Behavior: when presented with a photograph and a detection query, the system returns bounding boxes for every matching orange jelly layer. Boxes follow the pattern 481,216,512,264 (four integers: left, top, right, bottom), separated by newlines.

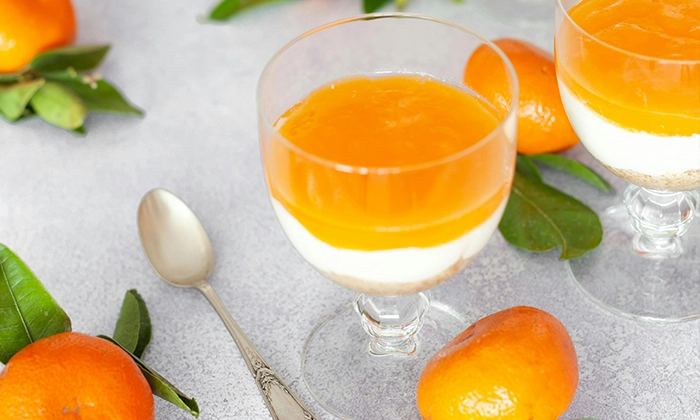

265,75,513,251
557,0,700,136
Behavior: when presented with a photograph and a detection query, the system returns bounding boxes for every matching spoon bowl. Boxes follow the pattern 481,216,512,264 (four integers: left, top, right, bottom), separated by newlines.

138,188,214,288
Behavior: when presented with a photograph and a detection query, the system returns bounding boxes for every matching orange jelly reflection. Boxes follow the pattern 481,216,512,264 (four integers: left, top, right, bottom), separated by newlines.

265,75,513,251
557,0,700,136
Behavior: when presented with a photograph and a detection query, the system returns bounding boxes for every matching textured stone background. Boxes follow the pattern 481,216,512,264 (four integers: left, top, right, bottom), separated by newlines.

2,0,699,419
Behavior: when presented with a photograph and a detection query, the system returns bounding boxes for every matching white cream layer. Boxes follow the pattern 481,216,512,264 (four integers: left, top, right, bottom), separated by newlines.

272,198,507,285
559,81,700,176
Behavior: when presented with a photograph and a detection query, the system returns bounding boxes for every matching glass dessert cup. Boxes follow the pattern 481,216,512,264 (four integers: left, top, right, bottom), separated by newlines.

555,0,700,322
257,14,518,419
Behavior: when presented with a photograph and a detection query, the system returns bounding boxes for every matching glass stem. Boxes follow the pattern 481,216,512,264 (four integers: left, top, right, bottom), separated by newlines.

353,292,431,357
624,185,698,258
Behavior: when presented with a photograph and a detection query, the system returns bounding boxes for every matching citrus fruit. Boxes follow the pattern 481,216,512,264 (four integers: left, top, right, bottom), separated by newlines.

0,0,76,73
464,38,579,155
416,306,578,419
0,332,155,419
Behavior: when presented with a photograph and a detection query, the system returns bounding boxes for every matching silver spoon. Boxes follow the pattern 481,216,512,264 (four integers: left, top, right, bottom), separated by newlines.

137,188,317,420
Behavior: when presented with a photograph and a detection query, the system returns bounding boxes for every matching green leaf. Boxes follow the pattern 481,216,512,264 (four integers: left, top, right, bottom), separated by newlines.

113,289,152,359
29,81,87,130
0,243,72,364
29,45,110,73
499,173,603,260
98,335,200,417
209,0,294,21
363,0,393,12
530,153,615,192
0,79,45,121
395,0,409,8
515,154,542,181
49,75,143,116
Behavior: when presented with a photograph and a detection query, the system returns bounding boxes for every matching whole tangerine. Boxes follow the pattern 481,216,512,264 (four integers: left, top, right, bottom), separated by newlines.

0,332,155,419
416,306,578,419
464,38,579,155
0,0,76,73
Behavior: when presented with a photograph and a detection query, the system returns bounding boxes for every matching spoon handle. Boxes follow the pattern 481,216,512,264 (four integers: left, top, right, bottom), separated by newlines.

197,282,318,420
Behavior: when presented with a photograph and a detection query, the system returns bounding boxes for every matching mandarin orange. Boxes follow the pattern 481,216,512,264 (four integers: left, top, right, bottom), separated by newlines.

464,38,579,155
0,332,154,419
0,0,76,73
416,306,578,419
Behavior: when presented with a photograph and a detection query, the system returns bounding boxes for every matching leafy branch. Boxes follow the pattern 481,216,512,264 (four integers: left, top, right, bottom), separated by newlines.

0,45,142,134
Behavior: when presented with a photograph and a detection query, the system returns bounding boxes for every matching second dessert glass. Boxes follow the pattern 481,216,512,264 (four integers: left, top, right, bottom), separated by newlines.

555,0,700,322
258,14,517,418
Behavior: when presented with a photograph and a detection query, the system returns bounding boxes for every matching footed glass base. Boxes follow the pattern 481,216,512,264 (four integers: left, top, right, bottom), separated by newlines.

301,301,466,420
568,204,700,322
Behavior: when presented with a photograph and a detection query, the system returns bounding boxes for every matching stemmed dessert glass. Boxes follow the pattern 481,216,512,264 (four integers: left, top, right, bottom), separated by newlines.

257,14,518,419
555,0,700,321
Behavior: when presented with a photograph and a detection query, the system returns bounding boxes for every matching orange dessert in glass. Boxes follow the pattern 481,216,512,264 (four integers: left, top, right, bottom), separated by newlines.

556,0,700,191
556,0,700,322
265,74,513,295
258,14,518,418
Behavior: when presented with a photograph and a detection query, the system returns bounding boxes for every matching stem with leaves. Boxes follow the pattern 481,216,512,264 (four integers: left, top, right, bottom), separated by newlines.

0,45,142,134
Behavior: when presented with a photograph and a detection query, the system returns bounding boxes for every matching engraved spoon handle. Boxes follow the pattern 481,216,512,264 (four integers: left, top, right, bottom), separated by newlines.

197,281,317,420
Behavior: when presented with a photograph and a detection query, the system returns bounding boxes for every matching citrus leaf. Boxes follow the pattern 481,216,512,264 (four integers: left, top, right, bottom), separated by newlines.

209,0,294,20
98,335,200,417
364,0,392,12
0,243,72,364
113,289,152,359
530,153,615,192
515,154,542,181
29,45,110,73
499,173,603,260
0,79,45,121
29,81,87,130
49,76,143,116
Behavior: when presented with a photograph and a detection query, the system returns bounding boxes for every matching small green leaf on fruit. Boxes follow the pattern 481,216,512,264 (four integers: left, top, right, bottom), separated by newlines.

29,81,87,130
530,153,614,192
0,243,72,364
364,0,393,12
0,79,45,121
499,173,603,260
98,335,200,417
29,45,110,73
113,289,152,359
